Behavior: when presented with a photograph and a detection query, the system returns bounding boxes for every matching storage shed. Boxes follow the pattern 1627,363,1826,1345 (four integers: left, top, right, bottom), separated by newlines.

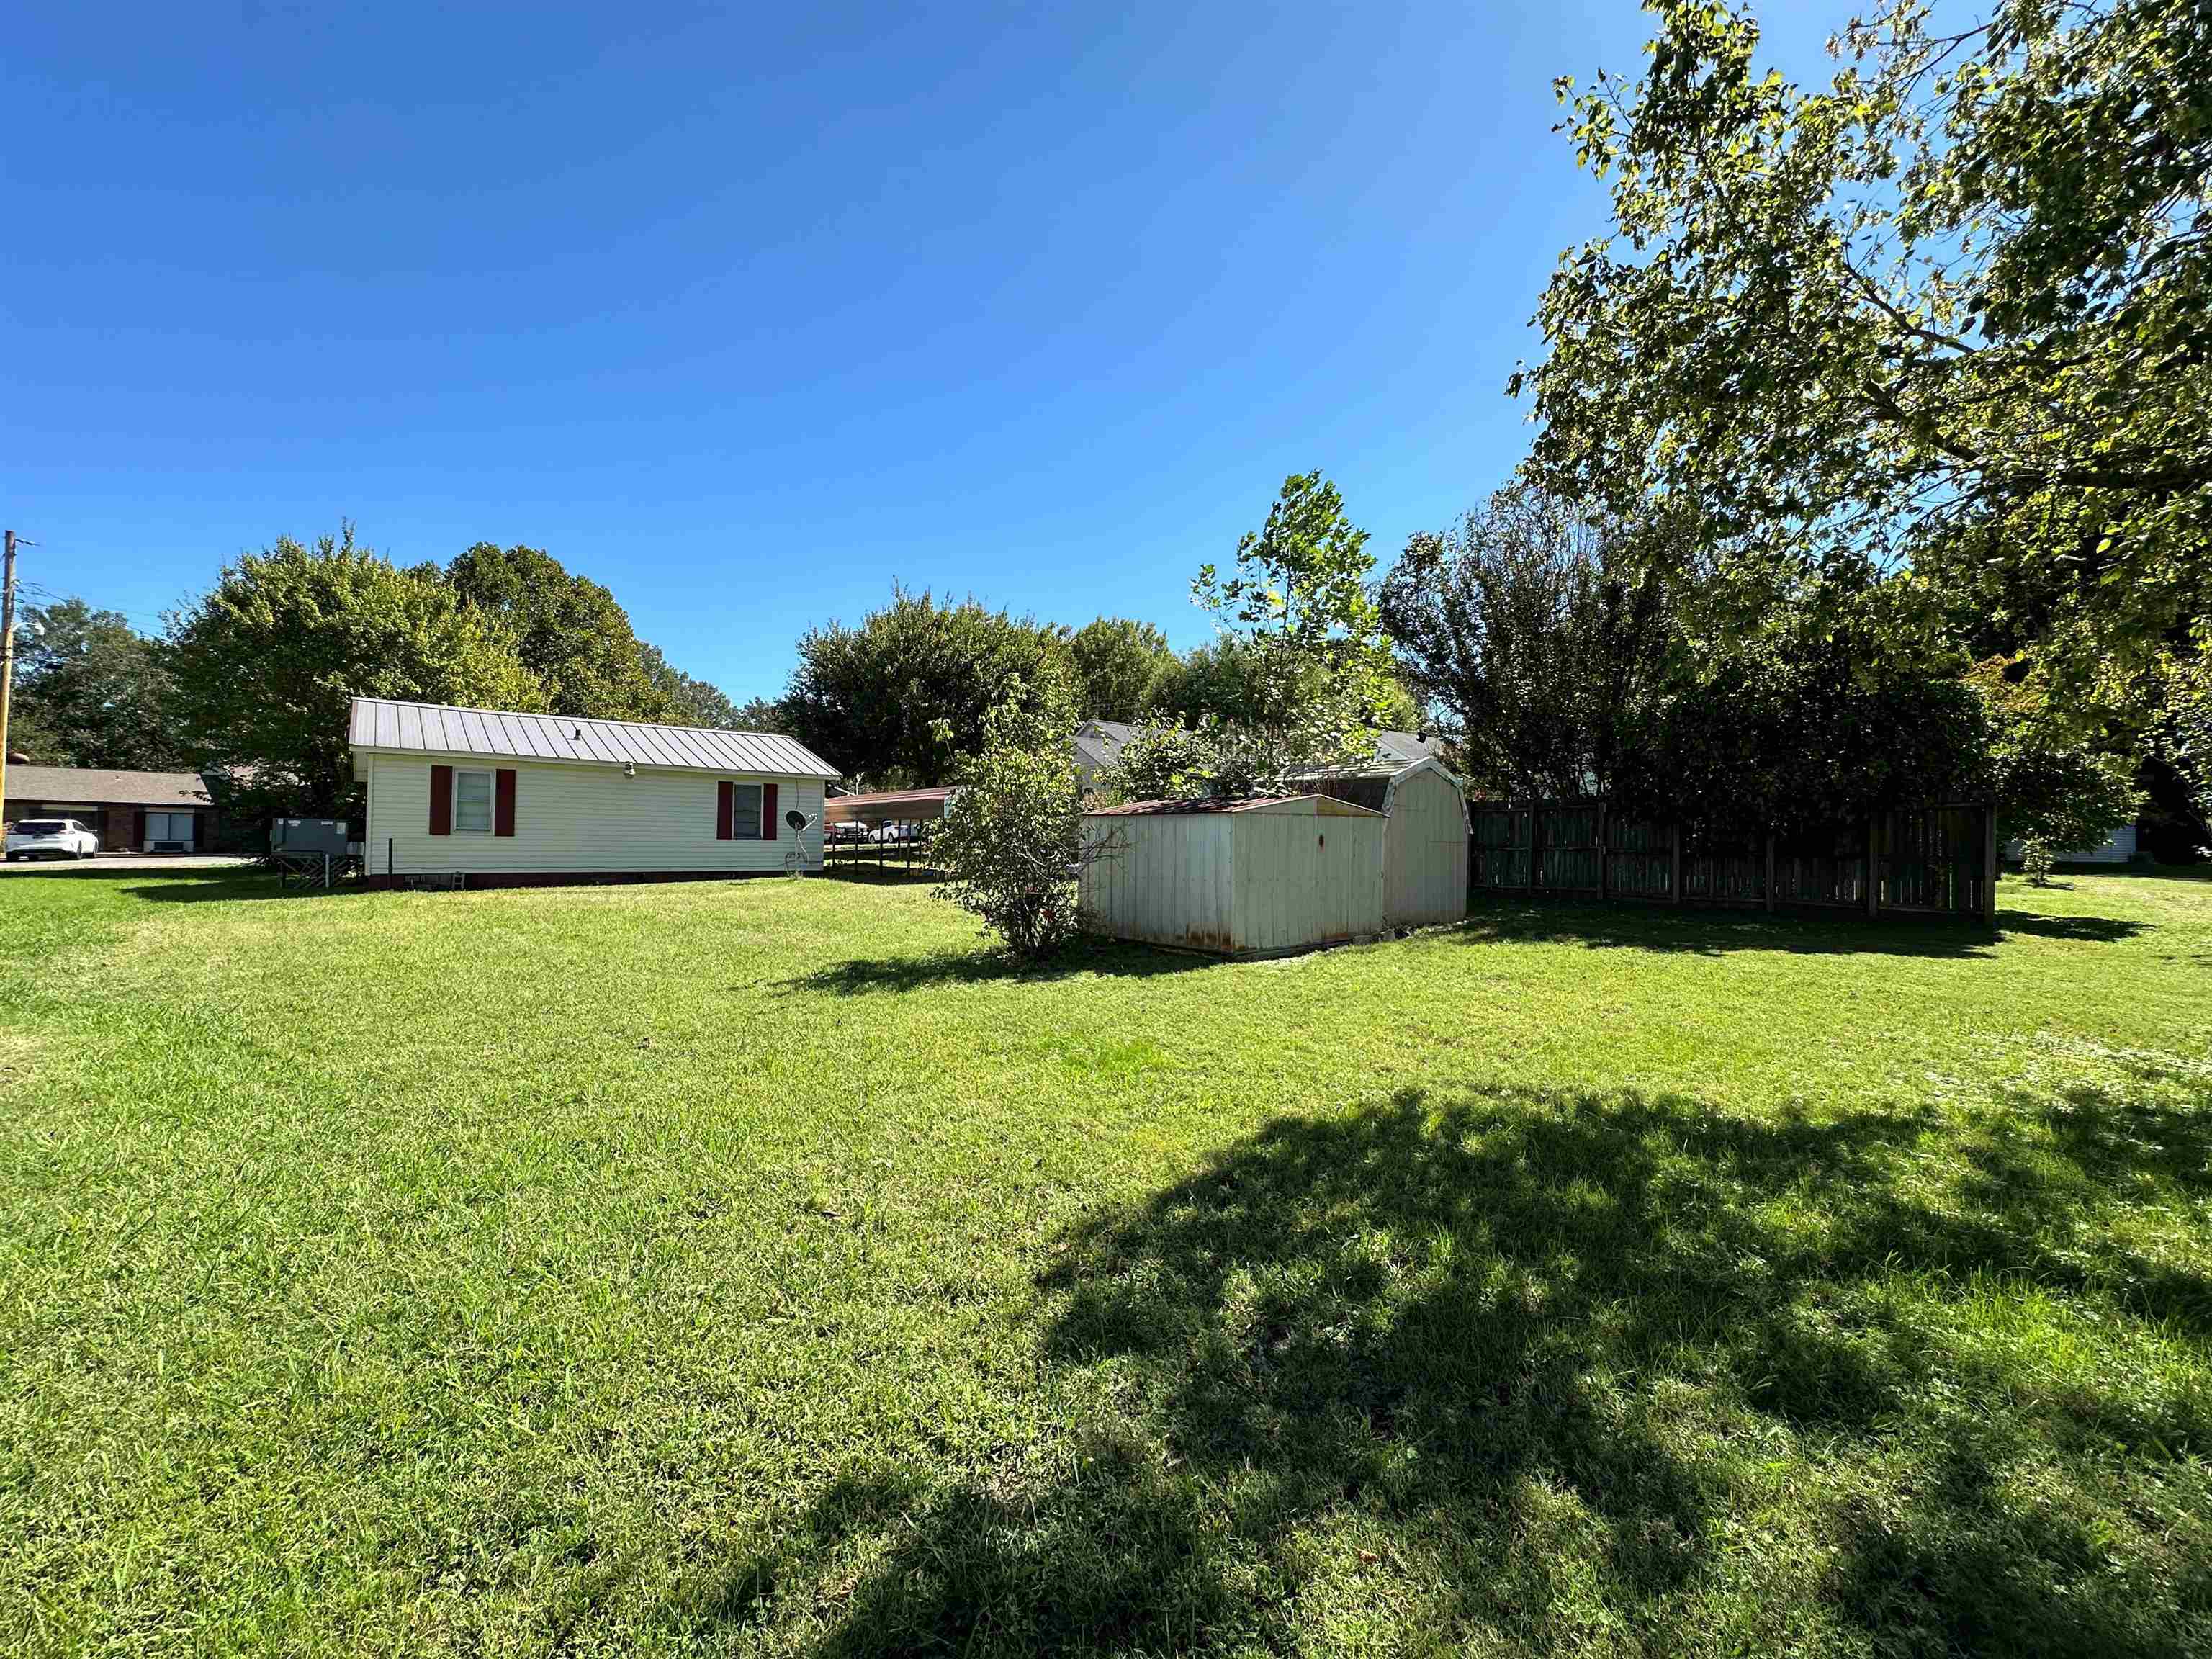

1079,794,1385,958
1310,756,1470,927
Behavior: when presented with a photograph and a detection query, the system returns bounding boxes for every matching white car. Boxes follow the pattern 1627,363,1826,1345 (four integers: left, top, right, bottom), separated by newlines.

5,817,100,862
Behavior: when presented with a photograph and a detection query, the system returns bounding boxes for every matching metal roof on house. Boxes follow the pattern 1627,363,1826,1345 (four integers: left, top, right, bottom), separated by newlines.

2,765,211,807
347,697,840,778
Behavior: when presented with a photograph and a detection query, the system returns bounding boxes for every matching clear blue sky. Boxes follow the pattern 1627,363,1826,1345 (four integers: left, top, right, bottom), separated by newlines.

4,1,1846,705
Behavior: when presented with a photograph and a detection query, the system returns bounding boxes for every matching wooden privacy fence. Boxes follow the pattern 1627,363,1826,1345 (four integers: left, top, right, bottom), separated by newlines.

1467,799,1997,921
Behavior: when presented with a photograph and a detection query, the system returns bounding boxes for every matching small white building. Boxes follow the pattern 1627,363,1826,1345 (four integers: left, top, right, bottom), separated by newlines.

1300,755,1470,928
2006,823,2139,866
1375,758,1470,927
1079,793,1386,957
349,697,840,886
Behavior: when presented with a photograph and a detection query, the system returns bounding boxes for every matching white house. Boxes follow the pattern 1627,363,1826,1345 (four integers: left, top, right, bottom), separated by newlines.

349,697,840,886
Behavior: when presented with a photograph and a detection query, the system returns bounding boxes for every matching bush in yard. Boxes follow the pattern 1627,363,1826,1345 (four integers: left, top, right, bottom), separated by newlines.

937,688,1105,959
1095,721,1215,804
2021,836,2056,887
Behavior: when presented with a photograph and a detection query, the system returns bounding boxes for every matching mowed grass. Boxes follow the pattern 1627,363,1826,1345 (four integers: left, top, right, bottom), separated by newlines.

2,866,2210,1658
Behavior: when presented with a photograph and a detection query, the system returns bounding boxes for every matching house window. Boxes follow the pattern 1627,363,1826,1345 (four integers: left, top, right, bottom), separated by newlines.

145,811,195,845
453,769,493,833
730,782,763,839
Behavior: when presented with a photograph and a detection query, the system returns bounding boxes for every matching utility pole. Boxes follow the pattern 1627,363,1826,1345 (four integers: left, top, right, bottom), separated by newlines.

0,529,14,832
0,529,22,834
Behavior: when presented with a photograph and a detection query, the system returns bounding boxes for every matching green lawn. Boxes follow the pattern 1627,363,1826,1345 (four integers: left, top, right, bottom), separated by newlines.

2,866,2209,1657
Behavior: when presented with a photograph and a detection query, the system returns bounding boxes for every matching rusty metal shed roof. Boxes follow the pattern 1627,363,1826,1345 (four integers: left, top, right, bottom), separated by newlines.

1085,793,1384,818
348,697,840,778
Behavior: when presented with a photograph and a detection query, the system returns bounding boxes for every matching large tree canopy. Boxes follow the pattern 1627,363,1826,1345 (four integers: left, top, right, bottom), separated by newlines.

781,585,1074,787
6,598,184,771
1068,617,1177,721
1379,485,1674,799
1513,0,2212,728
167,530,544,813
637,642,750,731
447,543,671,721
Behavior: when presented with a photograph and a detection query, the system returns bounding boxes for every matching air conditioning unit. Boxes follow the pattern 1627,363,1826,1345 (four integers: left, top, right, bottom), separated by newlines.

269,818,351,857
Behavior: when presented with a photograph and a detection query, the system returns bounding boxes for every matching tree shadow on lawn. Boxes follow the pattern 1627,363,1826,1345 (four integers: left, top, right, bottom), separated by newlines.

27,868,311,904
780,936,1225,996
1457,899,2148,958
813,865,946,889
670,1076,2212,1655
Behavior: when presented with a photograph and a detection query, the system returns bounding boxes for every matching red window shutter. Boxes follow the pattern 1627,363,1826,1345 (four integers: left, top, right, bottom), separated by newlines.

429,765,453,835
133,808,146,847
763,782,778,840
494,768,516,836
716,780,734,840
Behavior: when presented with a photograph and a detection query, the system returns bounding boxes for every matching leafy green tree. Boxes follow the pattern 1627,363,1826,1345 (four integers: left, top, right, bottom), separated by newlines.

1069,616,1177,721
2163,648,2212,847
936,679,1100,958
447,543,672,720
1969,659,2144,850
1612,582,1991,837
1513,0,2212,742
730,695,794,735
1094,721,1215,804
1141,637,1275,730
1378,485,1674,799
167,529,542,814
781,584,1074,786
636,642,751,730
7,598,184,770
1193,471,1397,744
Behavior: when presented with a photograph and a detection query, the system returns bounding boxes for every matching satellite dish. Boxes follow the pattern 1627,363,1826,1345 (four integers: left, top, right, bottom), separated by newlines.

783,806,818,878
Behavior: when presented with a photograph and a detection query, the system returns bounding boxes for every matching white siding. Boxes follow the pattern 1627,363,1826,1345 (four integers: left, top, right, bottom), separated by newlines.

1382,765,1470,926
1229,808,1384,952
1079,799,1384,956
1080,814,1234,949
361,752,824,877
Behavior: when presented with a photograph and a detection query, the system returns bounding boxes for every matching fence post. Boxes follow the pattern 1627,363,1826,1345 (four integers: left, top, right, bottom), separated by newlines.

1763,832,1776,913
1596,799,1609,902
1865,817,1879,919
1670,821,1683,904
1982,802,1999,925
1526,801,1538,897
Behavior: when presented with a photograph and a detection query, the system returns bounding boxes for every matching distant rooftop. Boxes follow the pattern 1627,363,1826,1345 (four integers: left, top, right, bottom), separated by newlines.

3,765,211,807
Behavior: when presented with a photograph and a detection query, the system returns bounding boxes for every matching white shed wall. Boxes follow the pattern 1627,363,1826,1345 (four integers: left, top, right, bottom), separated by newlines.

1080,801,1384,955
1079,814,1234,950
1229,811,1385,953
1382,766,1469,927
361,752,824,877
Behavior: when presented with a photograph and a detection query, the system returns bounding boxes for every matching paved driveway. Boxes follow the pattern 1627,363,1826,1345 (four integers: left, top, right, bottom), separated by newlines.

0,853,254,875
